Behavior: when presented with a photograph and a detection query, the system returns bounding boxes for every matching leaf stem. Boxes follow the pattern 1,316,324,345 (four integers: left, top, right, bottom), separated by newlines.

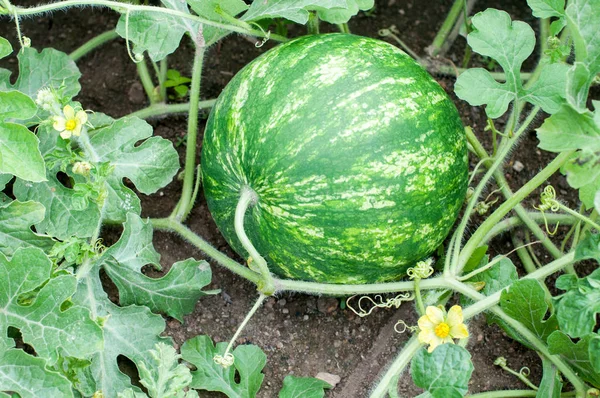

467,390,538,397
414,278,425,315
428,0,473,56
222,293,266,358
368,336,422,398
69,29,119,61
172,45,204,221
307,12,319,34
337,23,350,33
482,213,575,244
149,217,263,285
127,99,216,120
7,0,287,42
556,203,600,231
136,57,158,104
234,187,275,295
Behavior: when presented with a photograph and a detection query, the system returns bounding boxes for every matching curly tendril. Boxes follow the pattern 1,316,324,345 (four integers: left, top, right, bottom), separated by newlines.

407,258,434,280
213,353,235,368
346,293,414,318
393,320,419,334
533,185,560,235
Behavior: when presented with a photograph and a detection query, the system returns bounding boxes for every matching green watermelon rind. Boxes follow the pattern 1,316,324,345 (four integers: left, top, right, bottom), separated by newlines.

201,33,468,284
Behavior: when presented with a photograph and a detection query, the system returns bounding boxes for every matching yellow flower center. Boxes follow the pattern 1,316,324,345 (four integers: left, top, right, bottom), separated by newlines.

65,119,77,131
434,322,450,338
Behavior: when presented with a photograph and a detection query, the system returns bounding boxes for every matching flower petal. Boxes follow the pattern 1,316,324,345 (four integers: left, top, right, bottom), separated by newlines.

426,306,445,324
418,314,435,330
72,123,82,136
60,130,72,139
53,117,66,132
63,105,75,119
418,329,435,345
450,323,469,339
76,110,88,124
447,305,464,327
426,335,444,353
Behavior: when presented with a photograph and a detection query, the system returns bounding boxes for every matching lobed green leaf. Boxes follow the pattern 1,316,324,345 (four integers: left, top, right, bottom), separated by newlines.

0,200,54,258
279,375,332,398
242,0,347,24
410,344,473,397
548,331,600,387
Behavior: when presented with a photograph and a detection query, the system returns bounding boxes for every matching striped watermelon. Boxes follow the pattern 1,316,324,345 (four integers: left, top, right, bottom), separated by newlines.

201,34,467,284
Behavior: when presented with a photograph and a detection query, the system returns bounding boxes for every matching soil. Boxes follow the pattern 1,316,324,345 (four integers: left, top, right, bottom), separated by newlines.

1,0,589,397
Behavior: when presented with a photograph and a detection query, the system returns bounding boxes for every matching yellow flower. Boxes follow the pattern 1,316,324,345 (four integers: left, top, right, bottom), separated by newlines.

418,305,469,353
53,105,87,139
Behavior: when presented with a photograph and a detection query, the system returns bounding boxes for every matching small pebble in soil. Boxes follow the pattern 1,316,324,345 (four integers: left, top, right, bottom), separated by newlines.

278,299,287,307
512,161,524,172
282,308,289,314
317,297,339,314
316,372,341,388
127,81,146,105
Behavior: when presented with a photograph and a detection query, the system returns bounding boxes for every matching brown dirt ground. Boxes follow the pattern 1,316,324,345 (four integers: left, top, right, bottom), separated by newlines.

1,0,593,396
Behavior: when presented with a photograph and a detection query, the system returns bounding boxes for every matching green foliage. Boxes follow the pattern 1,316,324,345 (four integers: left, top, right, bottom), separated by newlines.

186,0,248,43
0,36,12,59
119,343,198,398
314,0,374,24
500,279,558,343
410,344,473,397
0,200,54,258
165,69,192,98
279,376,332,398
553,268,600,338
242,0,348,24
536,358,562,398
455,8,568,118
548,331,600,387
181,335,267,397
527,0,565,35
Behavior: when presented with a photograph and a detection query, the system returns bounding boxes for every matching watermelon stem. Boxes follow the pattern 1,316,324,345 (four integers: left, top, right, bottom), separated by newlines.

235,187,276,295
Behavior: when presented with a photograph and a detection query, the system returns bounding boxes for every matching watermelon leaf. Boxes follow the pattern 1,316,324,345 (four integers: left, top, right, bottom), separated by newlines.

0,36,12,59
186,0,248,43
455,8,568,118
242,0,348,24
410,344,473,397
0,247,103,363
527,0,565,35
0,121,46,182
118,343,198,398
100,213,217,321
548,331,600,387
500,279,558,342
315,0,374,24
552,267,600,338
0,200,54,258
181,335,267,397
279,375,332,398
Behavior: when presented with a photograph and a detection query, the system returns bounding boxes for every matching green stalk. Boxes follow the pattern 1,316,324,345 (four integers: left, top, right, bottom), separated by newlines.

234,188,275,295
456,149,574,274
467,391,538,398
150,217,263,284
451,108,541,276
69,29,119,61
557,203,600,231
128,100,216,120
159,57,168,101
369,336,422,398
136,59,158,104
307,12,319,35
414,278,425,315
449,279,587,398
222,294,266,358
482,213,575,244
429,64,532,81
6,0,287,42
337,23,350,33
172,46,204,221
428,0,466,56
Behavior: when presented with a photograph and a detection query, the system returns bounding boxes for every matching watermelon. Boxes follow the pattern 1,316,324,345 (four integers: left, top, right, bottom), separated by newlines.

201,34,468,284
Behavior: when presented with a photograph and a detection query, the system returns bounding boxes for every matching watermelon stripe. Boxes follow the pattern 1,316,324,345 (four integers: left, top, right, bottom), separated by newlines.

202,34,468,284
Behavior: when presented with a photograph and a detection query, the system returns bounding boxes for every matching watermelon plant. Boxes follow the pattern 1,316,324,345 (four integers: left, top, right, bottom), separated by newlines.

0,0,599,397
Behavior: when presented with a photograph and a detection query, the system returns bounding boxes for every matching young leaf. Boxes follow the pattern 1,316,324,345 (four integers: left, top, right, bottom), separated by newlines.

536,358,562,398
0,37,12,59
0,348,74,398
548,331,600,387
574,229,600,263
279,375,332,398
186,0,248,43
101,213,216,321
0,122,46,182
315,0,374,24
553,268,600,338
116,0,201,61
0,47,81,101
242,0,347,24
89,116,179,195
119,343,198,398
590,335,600,373
527,0,565,35
500,279,558,342
0,90,37,119
0,247,103,363
455,9,567,118
0,200,54,258
410,344,474,397
181,335,267,398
